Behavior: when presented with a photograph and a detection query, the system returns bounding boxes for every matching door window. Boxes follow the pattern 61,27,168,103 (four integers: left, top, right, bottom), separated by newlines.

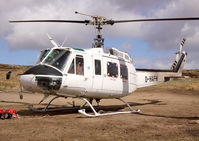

95,60,101,75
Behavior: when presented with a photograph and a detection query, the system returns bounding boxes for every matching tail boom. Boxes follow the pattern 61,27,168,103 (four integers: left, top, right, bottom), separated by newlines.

135,48,187,88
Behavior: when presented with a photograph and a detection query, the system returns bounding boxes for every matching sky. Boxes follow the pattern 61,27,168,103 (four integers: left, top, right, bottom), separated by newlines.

0,0,199,69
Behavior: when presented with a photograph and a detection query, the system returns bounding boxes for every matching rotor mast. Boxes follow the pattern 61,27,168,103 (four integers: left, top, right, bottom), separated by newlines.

94,23,104,48
75,11,105,48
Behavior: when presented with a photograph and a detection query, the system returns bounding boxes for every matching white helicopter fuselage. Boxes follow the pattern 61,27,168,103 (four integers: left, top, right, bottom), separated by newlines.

20,45,186,99
20,47,137,99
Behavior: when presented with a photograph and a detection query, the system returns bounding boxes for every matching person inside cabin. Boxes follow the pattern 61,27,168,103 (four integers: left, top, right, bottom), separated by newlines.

76,62,84,75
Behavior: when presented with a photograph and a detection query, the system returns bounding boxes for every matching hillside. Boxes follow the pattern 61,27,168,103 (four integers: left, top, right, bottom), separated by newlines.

0,64,199,91
0,64,31,90
182,69,199,78
151,69,199,91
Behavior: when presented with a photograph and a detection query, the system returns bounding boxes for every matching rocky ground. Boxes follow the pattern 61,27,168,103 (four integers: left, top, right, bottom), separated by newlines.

0,87,199,141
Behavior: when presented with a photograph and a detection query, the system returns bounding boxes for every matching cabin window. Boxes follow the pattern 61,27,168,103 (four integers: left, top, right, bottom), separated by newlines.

76,55,84,75
120,65,128,80
95,60,101,75
68,59,74,74
107,62,118,78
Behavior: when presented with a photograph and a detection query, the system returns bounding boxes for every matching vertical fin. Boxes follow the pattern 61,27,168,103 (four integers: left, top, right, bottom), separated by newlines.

171,38,186,70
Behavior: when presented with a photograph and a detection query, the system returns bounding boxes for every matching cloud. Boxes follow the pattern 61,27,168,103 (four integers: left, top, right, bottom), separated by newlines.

0,0,199,68
3,0,145,50
134,52,175,69
141,0,199,69
120,42,133,52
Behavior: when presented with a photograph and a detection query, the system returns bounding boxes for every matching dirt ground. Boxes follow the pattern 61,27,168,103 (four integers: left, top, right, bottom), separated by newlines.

0,87,199,141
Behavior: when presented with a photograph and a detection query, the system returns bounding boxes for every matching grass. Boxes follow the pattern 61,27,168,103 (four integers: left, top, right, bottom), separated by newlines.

152,69,199,91
152,78,199,91
182,69,199,78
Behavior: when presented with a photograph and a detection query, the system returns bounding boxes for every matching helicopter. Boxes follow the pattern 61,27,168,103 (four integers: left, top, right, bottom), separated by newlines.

7,11,199,117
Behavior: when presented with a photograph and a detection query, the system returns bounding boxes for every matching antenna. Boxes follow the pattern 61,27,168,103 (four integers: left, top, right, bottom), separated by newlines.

75,11,94,18
61,36,68,47
46,34,58,47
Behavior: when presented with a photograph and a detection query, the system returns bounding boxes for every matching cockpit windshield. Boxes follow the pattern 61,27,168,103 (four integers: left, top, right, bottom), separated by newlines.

36,49,50,64
43,49,70,71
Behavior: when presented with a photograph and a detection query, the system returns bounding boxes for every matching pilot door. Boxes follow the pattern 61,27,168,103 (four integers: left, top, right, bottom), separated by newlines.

66,54,86,95
65,54,93,96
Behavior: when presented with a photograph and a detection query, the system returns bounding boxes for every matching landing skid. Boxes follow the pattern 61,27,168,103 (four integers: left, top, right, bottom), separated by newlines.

27,95,140,117
78,98,140,117
27,105,80,112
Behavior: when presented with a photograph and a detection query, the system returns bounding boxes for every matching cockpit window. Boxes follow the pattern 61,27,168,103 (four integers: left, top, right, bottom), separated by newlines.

36,49,50,64
68,55,84,75
43,49,70,70
68,59,74,74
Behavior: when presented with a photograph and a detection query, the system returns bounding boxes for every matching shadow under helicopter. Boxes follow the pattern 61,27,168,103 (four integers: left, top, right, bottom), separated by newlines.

1,99,199,120
1,99,159,115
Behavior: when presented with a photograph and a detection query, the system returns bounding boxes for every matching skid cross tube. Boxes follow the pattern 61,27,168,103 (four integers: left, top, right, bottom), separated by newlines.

27,96,60,112
27,96,80,112
44,96,60,111
78,98,140,117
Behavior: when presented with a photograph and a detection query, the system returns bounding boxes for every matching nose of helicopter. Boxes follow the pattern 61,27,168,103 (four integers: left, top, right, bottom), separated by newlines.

20,65,63,93
20,74,37,92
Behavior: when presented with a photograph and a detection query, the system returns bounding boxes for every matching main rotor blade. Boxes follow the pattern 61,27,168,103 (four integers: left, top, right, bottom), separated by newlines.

111,17,199,24
9,19,90,24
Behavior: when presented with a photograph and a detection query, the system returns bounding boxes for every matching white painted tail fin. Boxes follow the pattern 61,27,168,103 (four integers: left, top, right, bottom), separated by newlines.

172,51,187,73
171,38,186,71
